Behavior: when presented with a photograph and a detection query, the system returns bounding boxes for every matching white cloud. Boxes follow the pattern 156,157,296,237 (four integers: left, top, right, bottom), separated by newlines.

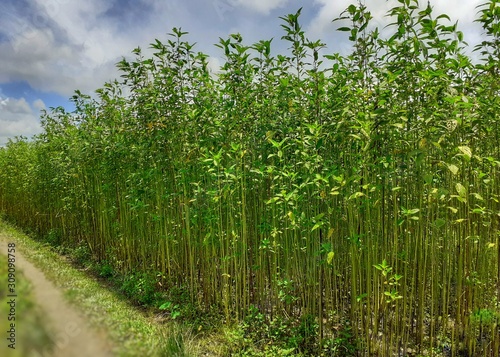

0,0,127,96
0,27,98,96
33,99,46,111
0,0,220,98
34,0,127,65
431,0,484,23
233,0,289,14
2,97,31,115
207,56,222,74
0,96,44,146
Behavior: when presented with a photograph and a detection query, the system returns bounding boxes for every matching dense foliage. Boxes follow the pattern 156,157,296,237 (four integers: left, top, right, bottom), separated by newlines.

1,0,500,355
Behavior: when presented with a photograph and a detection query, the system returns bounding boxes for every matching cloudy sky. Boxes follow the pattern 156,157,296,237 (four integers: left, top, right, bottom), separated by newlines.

0,0,486,146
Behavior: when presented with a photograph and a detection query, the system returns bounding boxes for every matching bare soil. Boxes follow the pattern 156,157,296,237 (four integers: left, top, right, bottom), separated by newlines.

0,236,113,357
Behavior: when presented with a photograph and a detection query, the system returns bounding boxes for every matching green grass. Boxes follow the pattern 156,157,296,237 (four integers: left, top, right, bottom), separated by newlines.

0,242,53,357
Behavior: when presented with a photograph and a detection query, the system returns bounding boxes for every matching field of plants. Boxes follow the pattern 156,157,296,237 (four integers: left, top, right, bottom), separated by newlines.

1,0,499,355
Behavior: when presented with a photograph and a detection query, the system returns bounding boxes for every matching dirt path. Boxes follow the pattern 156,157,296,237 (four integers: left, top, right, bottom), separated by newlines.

0,236,113,357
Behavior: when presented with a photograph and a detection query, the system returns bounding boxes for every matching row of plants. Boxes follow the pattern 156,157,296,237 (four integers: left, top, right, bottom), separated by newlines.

1,0,500,355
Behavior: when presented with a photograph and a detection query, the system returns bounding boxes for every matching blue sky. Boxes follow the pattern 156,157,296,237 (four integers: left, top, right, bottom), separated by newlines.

0,0,486,146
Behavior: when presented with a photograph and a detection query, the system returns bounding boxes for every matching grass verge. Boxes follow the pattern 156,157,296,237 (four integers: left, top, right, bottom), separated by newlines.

0,219,207,357
0,247,53,356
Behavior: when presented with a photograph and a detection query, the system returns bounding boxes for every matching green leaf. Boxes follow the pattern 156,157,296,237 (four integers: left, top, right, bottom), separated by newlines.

423,174,433,185
472,207,485,214
434,218,446,228
159,301,172,310
448,164,459,175
327,251,335,265
349,192,364,200
472,193,484,201
458,146,472,161
356,293,368,302
448,206,458,214
456,183,467,198
406,208,420,215
311,222,322,232
314,213,325,221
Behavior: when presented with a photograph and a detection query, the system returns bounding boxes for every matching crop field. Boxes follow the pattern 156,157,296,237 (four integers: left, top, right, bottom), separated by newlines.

0,1,499,356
